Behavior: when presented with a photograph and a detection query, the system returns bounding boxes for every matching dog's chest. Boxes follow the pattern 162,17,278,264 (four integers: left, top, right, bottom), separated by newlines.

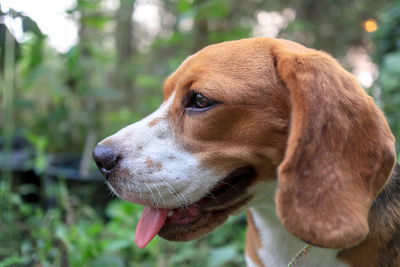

246,206,350,267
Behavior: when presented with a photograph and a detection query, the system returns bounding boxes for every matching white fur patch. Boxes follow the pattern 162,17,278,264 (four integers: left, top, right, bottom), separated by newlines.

248,181,349,267
100,93,224,208
245,256,260,267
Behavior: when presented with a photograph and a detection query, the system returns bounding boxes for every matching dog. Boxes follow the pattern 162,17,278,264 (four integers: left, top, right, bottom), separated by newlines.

93,38,399,266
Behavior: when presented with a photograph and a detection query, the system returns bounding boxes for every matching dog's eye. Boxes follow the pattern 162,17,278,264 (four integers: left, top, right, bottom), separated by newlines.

193,93,211,109
185,92,217,110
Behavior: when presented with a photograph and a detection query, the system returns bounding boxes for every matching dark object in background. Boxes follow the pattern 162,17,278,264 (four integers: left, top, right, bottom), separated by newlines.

0,136,39,203
0,136,112,210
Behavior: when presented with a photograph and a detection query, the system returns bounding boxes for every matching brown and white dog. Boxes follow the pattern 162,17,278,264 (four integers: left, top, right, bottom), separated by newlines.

93,38,399,267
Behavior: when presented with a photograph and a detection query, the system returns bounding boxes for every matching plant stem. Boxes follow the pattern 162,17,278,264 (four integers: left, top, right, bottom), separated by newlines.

1,25,15,204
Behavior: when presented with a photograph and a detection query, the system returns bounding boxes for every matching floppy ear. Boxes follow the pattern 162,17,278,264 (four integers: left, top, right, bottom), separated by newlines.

274,47,396,249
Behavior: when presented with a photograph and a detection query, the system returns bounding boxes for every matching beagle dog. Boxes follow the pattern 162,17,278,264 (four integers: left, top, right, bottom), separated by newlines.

93,38,399,266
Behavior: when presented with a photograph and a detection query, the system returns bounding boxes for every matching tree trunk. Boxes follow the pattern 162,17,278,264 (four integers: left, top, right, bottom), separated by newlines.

115,0,135,103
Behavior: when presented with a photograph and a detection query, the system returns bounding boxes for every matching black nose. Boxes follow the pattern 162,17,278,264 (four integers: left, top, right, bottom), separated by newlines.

93,144,120,178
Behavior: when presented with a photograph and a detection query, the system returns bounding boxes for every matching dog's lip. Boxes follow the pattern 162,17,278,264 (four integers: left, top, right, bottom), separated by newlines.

194,165,256,211
161,166,256,229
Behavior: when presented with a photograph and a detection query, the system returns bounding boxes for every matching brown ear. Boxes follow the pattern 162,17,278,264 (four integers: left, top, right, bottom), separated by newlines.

274,46,396,249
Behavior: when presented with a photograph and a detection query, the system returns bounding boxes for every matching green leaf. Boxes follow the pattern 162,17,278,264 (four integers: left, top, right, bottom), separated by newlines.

136,74,161,89
170,245,198,264
22,16,44,36
89,255,125,267
208,245,238,267
105,239,132,252
0,255,23,267
379,69,400,91
382,51,400,72
177,0,192,13
82,16,111,29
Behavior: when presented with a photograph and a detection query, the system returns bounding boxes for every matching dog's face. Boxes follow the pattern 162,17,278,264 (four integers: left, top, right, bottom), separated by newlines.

94,38,396,249
95,39,290,244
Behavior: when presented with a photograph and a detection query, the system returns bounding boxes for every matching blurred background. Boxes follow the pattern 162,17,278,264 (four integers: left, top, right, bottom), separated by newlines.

1,0,399,266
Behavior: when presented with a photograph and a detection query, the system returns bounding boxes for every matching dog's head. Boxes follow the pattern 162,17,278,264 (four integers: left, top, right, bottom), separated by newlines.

93,38,396,249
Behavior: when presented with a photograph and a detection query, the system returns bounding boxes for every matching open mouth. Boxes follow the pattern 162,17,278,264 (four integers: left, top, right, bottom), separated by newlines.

134,166,257,248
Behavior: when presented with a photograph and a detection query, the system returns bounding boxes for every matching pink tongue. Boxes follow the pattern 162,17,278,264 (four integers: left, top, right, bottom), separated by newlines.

135,206,170,248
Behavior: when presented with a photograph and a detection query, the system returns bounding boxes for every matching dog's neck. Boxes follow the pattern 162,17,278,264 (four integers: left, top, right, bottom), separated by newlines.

246,181,348,267
338,164,400,266
369,163,400,237
246,164,400,267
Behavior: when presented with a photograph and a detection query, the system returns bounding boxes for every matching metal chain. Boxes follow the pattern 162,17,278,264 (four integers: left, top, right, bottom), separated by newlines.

287,244,312,267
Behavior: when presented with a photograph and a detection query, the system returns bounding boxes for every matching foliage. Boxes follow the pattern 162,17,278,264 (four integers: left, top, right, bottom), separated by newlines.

1,187,246,267
373,1,400,157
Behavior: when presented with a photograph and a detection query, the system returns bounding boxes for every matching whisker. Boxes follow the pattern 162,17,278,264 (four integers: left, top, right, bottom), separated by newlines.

136,183,144,202
159,178,180,204
105,182,119,199
216,180,239,191
160,177,188,207
145,183,159,208
152,183,166,209
206,191,218,202
178,192,189,209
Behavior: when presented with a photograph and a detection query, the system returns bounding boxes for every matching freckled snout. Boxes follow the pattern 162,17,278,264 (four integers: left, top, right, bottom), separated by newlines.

93,144,121,179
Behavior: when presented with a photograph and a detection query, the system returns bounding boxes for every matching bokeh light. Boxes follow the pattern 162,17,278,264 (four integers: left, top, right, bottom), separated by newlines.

364,18,378,32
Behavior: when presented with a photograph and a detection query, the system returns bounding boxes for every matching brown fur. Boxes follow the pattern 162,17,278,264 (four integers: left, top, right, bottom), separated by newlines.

148,117,161,127
274,43,396,249
145,157,163,171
